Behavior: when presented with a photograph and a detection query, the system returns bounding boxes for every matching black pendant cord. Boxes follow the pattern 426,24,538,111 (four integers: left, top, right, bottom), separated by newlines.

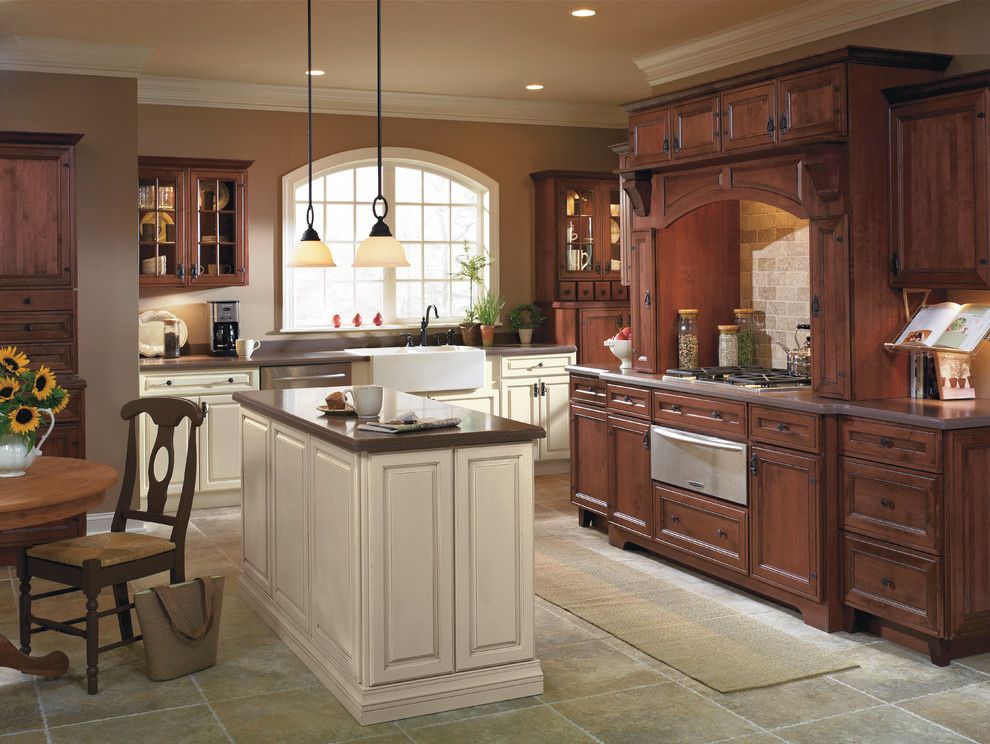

306,0,315,232
368,0,390,235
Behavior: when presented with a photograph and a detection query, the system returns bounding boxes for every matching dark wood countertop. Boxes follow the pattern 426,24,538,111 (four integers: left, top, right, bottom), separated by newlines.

139,344,575,372
567,365,990,430
233,387,546,453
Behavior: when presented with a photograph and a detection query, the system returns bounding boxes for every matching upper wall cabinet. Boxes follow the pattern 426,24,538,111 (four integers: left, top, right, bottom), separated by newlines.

776,66,847,143
886,81,990,289
138,157,253,288
671,95,721,160
0,133,82,287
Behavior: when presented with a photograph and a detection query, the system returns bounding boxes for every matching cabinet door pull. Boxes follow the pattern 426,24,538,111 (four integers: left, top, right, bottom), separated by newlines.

779,114,788,133
811,295,820,317
711,410,723,420
177,264,185,279
767,115,775,137
644,290,651,307
201,401,209,416
879,436,893,448
716,529,727,538
890,254,901,276
642,430,650,449
748,454,758,475
672,135,681,151
775,422,788,432
880,498,894,509
880,576,894,589
533,383,539,398
540,382,547,397
662,136,670,154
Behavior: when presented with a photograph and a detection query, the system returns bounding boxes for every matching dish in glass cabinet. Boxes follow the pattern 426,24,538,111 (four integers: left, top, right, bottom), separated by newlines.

199,181,231,211
610,218,620,244
138,310,188,357
139,211,174,242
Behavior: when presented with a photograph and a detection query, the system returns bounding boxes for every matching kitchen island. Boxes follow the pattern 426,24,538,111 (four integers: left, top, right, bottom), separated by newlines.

232,386,545,724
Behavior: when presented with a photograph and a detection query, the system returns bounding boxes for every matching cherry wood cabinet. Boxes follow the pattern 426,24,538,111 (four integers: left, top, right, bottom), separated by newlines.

628,107,671,168
655,484,749,574
579,307,629,366
749,445,822,600
570,402,609,517
721,82,777,152
138,157,252,289
628,229,656,372
776,65,847,143
887,87,989,288
606,414,653,539
671,95,721,160
809,216,851,399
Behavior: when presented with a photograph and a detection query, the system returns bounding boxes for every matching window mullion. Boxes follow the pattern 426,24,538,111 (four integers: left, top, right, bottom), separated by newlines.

383,163,397,322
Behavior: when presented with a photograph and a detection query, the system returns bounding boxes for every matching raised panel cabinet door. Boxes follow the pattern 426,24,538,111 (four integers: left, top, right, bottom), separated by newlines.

721,82,777,152
776,65,846,142
43,423,82,459
539,377,572,462
810,216,850,399
368,449,454,685
0,144,74,286
271,423,311,631
432,388,500,416
310,441,360,680
629,229,657,372
198,394,242,492
570,403,609,516
629,107,671,167
579,307,626,365
607,414,653,539
186,168,249,286
454,444,534,671
558,179,604,280
749,445,822,600
240,411,271,594
671,94,722,160
890,90,990,288
500,378,541,461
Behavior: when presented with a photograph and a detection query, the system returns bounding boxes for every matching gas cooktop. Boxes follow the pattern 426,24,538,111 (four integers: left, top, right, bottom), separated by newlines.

663,366,811,390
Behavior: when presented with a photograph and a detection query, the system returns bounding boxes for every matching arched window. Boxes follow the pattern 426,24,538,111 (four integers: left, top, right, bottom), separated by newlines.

282,147,498,331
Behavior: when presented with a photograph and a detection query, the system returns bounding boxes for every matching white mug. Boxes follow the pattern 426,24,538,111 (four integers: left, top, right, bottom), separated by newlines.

235,338,261,358
345,385,383,419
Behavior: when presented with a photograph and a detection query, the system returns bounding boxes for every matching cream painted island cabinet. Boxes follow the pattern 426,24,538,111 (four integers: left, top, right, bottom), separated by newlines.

233,386,546,724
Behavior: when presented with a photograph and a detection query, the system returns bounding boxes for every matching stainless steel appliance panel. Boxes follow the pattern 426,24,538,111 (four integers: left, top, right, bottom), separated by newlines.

650,425,748,506
260,363,351,390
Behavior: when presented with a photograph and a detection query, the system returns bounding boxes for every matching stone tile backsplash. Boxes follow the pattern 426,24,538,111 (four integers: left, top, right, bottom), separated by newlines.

739,201,811,369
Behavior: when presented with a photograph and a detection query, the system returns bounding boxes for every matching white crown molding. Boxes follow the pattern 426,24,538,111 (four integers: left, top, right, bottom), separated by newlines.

137,76,626,129
0,32,151,78
635,0,960,87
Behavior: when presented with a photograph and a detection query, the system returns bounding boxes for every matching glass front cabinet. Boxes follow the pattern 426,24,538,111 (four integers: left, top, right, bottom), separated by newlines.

558,178,622,283
137,157,252,288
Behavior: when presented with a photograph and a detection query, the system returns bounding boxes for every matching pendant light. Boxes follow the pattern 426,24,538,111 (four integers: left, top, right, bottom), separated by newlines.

353,0,409,268
288,0,336,268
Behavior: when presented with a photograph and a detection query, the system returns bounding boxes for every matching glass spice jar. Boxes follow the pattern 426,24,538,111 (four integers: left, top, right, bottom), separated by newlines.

677,309,699,368
718,324,739,367
734,308,756,367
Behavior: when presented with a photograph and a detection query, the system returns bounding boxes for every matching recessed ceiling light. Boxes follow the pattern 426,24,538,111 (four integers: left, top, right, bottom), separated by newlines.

525,83,544,91
571,8,596,17
306,69,325,76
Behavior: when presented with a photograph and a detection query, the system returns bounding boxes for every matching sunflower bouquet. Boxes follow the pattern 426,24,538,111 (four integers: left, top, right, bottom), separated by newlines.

0,346,69,447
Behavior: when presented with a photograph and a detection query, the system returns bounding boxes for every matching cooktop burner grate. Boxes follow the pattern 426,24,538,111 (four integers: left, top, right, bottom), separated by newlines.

664,366,811,388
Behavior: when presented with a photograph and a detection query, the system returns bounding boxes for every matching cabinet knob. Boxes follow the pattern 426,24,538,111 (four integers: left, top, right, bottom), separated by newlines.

670,403,681,413
880,498,893,509
716,529,727,538
879,437,893,448
880,576,894,589
623,395,632,404
165,380,173,386
23,324,32,332
671,514,680,523
776,422,788,432
227,377,234,383
22,297,31,305
711,410,723,420
537,362,544,368
642,430,650,449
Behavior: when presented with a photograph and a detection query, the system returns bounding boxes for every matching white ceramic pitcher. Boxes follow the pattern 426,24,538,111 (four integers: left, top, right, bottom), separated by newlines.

0,408,55,477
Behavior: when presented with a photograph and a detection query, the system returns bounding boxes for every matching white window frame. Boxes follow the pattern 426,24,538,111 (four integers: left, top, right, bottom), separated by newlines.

281,147,499,333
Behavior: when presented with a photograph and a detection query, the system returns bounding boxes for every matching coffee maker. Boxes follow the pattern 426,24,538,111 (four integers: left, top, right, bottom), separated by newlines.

208,300,240,356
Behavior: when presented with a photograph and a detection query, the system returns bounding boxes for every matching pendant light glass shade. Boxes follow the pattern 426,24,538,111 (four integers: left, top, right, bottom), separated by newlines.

288,0,335,269
353,0,408,269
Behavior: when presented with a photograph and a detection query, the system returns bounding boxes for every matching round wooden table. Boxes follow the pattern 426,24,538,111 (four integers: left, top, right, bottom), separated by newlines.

1,457,118,680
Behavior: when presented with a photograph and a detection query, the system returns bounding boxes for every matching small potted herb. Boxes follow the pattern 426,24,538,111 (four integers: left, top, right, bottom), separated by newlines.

451,242,490,346
474,291,505,347
509,303,545,345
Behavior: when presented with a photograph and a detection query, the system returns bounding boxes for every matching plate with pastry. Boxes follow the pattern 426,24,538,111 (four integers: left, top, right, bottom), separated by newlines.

318,390,356,416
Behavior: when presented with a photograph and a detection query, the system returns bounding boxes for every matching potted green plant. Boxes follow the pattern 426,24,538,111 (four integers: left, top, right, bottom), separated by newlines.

509,303,545,345
451,242,491,346
474,291,505,347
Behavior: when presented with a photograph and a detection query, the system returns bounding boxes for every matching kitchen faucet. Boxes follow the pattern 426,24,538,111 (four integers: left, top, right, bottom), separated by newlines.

420,304,439,346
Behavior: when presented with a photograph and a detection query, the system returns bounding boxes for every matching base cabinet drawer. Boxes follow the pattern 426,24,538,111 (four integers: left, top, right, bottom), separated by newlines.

843,534,942,635
841,458,941,553
654,484,748,574
570,375,606,408
653,391,747,440
840,417,940,473
749,405,820,453
606,383,651,420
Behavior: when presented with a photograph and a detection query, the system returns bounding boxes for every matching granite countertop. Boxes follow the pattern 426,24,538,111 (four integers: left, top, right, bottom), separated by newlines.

234,387,546,453
139,344,576,372
567,365,990,430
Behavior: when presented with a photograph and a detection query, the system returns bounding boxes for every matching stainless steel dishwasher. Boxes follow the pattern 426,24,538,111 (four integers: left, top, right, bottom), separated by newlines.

259,363,352,390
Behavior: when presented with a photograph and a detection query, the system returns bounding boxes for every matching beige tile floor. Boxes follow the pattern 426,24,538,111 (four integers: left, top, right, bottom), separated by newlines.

3,473,990,743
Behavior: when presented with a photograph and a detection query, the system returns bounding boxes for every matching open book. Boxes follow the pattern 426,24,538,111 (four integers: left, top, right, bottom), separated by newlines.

894,302,990,353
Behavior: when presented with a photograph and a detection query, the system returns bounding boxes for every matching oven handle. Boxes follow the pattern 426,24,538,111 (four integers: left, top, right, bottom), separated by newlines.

653,426,746,453
269,373,348,384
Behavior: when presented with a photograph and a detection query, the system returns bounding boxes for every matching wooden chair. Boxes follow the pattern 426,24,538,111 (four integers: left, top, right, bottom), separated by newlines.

17,397,205,694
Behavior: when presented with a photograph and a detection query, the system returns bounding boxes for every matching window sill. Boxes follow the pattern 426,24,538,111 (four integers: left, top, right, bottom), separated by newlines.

280,322,468,335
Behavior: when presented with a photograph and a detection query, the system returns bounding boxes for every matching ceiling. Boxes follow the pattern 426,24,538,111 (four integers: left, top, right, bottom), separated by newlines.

0,0,797,105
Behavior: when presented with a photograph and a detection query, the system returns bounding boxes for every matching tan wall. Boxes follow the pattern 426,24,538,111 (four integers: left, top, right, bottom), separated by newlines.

650,0,990,97
739,202,810,369
137,105,623,343
0,71,138,509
